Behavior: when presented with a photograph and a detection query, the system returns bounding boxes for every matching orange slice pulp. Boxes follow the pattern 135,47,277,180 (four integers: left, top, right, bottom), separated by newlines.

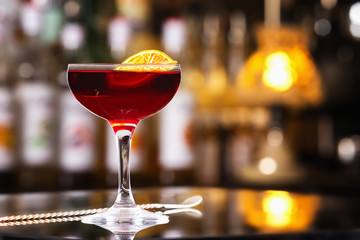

115,50,178,72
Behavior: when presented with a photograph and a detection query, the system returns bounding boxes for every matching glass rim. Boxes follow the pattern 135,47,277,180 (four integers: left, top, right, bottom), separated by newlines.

68,63,180,71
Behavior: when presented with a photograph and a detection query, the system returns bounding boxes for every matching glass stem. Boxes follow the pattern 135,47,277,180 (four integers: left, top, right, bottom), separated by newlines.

115,129,135,207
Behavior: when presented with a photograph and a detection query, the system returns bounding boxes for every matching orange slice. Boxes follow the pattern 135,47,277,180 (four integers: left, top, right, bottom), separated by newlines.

115,50,177,72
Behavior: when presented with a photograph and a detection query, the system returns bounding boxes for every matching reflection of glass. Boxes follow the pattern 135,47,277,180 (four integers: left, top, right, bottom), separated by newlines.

0,195,202,240
67,64,181,231
241,190,320,232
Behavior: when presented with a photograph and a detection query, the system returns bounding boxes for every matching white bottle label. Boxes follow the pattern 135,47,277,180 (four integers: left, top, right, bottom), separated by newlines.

17,82,55,167
20,2,42,37
59,91,97,172
0,88,14,171
159,89,195,170
106,122,144,174
61,23,84,51
108,16,131,55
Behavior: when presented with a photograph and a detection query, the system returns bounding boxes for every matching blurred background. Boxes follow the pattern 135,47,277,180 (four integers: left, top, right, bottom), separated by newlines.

0,0,359,194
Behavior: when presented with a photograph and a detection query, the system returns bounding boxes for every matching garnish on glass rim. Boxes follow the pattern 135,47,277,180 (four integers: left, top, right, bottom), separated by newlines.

115,49,178,72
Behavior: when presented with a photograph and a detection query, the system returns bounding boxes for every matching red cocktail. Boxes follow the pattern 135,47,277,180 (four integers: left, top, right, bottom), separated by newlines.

68,66,180,132
67,63,180,232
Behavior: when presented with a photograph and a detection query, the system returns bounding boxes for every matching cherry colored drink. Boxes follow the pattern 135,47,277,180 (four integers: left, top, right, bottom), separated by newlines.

68,68,181,130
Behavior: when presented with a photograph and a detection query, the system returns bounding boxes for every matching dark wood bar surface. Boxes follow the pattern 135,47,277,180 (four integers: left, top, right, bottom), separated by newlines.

0,187,360,239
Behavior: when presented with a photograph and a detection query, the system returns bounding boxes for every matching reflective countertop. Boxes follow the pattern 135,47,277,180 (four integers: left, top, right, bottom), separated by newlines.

1,187,360,239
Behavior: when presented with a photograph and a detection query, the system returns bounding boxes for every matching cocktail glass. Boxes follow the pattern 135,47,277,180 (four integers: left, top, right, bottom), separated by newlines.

67,63,181,232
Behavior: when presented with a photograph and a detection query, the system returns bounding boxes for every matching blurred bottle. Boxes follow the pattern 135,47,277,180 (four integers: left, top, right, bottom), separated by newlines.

40,0,64,46
227,11,246,85
15,63,58,192
158,17,196,185
57,71,99,190
111,0,161,186
61,0,89,62
105,2,155,188
226,107,270,185
19,0,43,40
222,12,249,185
107,15,132,62
195,14,228,186
0,64,17,193
0,2,21,193
238,106,304,187
200,14,227,105
115,0,160,54
196,114,221,186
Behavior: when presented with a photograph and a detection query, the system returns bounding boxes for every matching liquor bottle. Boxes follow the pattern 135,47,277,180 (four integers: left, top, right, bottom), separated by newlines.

200,14,227,102
61,18,85,54
105,3,154,188
239,106,303,187
15,63,58,192
195,14,228,186
107,15,132,62
60,2,108,190
227,11,246,84
61,0,88,62
226,107,269,185
0,64,17,193
115,0,160,54
196,114,221,186
58,71,99,190
19,0,42,38
39,0,64,46
113,0,162,186
158,17,196,185
223,12,250,185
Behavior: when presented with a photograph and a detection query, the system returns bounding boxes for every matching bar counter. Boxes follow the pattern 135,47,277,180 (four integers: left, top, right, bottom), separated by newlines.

1,187,360,239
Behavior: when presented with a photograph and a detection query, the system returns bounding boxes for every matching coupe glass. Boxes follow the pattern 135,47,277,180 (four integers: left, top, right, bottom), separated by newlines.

67,63,181,232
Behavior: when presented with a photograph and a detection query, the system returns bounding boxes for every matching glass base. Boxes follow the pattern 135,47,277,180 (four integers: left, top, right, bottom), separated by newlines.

81,204,169,234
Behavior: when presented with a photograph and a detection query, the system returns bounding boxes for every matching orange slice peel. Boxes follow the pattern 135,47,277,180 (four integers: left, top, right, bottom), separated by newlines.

115,50,177,72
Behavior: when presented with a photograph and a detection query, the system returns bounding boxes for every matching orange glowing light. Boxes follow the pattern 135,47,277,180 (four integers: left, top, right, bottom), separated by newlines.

262,191,295,227
262,51,297,92
237,26,323,107
240,190,320,232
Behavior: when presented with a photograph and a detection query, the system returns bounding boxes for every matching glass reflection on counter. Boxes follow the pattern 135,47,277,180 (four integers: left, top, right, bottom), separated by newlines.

4,188,360,238
240,190,320,233
262,191,295,228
